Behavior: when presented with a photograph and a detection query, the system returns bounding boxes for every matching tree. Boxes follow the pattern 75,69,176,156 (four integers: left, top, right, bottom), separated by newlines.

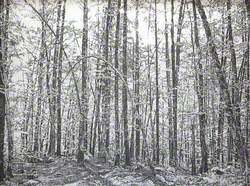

245,0,250,154
34,0,46,153
5,0,13,177
78,0,89,163
56,0,66,156
164,0,173,168
123,0,130,166
135,0,140,163
49,0,62,155
100,0,112,158
169,0,175,167
0,0,6,181
195,0,249,171
114,0,121,166
154,0,160,165
192,0,208,173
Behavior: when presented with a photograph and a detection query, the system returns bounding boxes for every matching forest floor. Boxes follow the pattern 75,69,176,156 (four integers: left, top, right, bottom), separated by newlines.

1,156,247,186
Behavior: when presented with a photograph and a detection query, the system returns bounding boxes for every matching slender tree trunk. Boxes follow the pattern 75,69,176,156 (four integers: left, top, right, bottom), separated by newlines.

135,0,140,162
56,0,66,156
170,0,177,167
0,0,5,180
114,0,121,166
123,0,130,166
154,0,160,165
217,9,226,166
164,0,173,168
245,0,250,157
49,0,62,155
78,0,88,163
169,0,175,167
4,0,12,177
92,0,101,156
34,0,46,154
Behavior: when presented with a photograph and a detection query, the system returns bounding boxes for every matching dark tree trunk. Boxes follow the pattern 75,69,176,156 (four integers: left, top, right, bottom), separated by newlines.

169,0,175,167
195,0,249,172
123,0,130,166
154,0,160,165
114,0,121,166
49,0,62,155
100,0,112,158
78,0,89,163
245,0,250,157
192,0,208,173
135,0,140,163
0,0,5,180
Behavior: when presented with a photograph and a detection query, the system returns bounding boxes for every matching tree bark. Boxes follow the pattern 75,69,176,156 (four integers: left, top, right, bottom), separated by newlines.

56,0,66,156
100,0,112,158
49,0,62,155
195,0,249,171
192,0,208,173
114,0,121,166
154,0,160,165
135,0,140,163
78,0,89,163
0,0,5,180
123,0,130,166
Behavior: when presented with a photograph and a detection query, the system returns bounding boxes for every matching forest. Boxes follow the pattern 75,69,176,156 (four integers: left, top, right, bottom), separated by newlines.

0,0,249,185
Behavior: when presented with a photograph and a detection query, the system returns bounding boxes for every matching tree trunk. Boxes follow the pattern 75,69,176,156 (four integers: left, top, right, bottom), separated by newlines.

217,9,226,165
192,0,208,173
56,0,66,156
135,0,140,163
78,0,89,163
0,0,5,180
245,0,250,158
34,0,47,154
123,0,130,166
4,0,12,177
100,0,112,159
154,0,160,165
164,0,173,168
195,0,249,172
49,0,62,155
114,0,121,166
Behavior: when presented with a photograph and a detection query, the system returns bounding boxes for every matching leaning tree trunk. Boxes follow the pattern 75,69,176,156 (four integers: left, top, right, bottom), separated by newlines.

195,0,249,172
245,0,250,157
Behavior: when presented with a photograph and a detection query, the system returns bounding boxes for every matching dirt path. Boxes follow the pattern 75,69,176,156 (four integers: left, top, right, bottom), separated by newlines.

2,158,246,186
